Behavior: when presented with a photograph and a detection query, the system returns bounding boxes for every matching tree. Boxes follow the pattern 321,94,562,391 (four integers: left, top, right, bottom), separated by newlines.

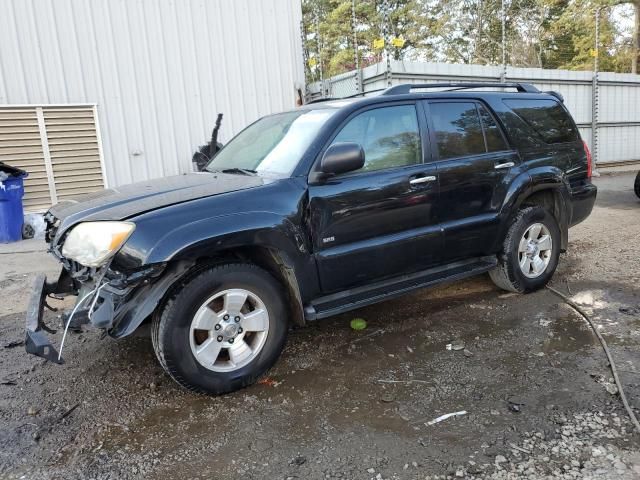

302,0,635,78
614,0,639,73
302,0,432,78
546,0,630,72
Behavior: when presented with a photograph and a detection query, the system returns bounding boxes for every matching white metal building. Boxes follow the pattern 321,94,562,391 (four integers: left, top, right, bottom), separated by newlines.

0,0,304,212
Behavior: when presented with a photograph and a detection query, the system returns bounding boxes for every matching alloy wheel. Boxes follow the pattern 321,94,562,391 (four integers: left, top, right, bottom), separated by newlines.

518,223,553,278
189,288,269,372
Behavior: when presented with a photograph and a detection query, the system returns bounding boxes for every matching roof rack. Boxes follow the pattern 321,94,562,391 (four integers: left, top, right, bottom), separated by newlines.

382,82,540,96
307,88,389,104
306,97,339,104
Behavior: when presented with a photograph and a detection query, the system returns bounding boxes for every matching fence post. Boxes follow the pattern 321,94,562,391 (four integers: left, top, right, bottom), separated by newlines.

315,7,325,97
591,8,601,166
300,19,310,102
382,0,392,86
355,70,363,96
352,0,361,94
500,0,507,82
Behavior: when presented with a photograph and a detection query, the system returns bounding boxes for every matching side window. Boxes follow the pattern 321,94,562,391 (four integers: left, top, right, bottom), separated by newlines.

331,105,421,172
430,102,485,160
503,99,579,144
478,104,508,152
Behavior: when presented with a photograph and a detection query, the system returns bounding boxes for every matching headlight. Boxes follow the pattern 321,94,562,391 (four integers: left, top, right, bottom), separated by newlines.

61,221,135,267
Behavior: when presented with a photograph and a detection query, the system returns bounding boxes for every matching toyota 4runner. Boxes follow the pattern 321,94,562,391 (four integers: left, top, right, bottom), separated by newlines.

26,83,597,394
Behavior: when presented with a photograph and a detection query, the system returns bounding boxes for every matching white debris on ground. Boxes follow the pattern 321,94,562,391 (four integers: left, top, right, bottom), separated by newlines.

424,412,639,479
571,290,609,310
23,213,46,239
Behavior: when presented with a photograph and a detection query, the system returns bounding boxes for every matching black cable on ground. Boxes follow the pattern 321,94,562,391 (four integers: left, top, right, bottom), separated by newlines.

546,285,640,435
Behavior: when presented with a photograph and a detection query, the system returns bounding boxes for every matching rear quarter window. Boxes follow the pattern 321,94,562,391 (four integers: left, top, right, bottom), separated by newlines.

503,99,579,144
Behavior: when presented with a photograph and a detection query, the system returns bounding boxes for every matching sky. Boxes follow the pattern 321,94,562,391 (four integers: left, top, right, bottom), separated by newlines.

613,3,634,36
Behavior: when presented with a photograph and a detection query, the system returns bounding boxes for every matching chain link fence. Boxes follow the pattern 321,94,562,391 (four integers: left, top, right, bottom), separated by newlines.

301,0,639,167
303,0,636,101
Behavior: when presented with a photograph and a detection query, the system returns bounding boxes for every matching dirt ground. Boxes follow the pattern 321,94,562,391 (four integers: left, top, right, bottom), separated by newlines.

1,172,639,480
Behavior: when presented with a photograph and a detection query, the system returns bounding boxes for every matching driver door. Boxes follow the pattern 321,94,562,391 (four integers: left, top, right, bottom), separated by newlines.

308,103,442,293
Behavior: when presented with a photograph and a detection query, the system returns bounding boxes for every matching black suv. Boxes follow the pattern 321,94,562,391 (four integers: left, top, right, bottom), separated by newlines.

26,83,597,395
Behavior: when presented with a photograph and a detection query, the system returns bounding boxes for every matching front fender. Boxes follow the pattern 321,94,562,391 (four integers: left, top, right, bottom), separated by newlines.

115,211,308,268
142,211,315,301
164,212,316,306
110,212,314,336
145,211,307,265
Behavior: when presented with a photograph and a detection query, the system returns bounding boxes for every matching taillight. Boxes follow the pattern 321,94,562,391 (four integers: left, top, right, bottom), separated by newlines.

583,141,592,180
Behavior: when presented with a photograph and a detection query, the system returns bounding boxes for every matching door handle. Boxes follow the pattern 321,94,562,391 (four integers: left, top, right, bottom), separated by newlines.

494,162,515,170
409,175,437,185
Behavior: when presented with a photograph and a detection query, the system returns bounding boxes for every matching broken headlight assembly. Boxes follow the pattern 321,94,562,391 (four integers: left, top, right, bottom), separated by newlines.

61,221,135,268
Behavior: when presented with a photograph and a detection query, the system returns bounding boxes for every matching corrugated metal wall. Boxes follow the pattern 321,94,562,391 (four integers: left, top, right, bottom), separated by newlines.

596,72,640,164
312,60,640,166
0,0,305,187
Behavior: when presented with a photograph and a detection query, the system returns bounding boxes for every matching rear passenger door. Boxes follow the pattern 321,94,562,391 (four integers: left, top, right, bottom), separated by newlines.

424,100,518,261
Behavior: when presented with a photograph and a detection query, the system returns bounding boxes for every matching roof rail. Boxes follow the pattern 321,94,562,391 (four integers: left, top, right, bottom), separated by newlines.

382,82,540,96
306,97,339,104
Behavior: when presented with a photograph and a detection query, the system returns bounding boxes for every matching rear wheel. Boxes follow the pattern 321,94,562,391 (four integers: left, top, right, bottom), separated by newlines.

634,171,640,199
152,263,288,395
489,206,561,293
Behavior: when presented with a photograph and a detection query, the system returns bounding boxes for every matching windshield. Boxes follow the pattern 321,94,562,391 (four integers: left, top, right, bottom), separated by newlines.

205,109,337,176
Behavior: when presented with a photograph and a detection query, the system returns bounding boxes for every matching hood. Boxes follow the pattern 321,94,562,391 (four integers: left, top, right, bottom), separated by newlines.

49,172,267,233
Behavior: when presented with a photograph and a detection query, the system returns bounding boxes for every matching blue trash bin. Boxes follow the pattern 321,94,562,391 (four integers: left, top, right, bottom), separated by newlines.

0,172,28,243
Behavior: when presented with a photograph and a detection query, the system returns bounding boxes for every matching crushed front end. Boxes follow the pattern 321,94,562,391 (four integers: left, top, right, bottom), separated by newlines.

25,213,179,364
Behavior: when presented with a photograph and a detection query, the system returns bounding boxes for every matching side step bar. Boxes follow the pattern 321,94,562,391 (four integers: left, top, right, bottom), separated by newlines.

305,256,497,321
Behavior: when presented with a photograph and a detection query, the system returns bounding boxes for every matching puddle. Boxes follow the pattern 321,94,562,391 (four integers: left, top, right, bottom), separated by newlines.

45,280,640,479
543,313,597,352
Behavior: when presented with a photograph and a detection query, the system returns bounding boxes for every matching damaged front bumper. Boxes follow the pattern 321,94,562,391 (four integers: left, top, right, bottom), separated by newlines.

24,265,111,364
25,271,66,364
25,261,191,364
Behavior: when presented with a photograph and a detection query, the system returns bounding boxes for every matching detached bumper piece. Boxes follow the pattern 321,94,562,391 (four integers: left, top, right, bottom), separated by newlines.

25,273,65,364
25,262,170,363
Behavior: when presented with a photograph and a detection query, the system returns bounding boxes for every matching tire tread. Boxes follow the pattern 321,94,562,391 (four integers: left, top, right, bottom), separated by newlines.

151,263,285,395
489,206,558,293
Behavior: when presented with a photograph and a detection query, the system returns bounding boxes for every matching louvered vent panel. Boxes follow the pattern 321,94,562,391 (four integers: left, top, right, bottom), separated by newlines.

0,106,105,212
0,108,52,212
43,107,104,201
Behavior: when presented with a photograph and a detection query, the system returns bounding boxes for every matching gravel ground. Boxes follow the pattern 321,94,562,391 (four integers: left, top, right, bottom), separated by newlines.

0,172,639,480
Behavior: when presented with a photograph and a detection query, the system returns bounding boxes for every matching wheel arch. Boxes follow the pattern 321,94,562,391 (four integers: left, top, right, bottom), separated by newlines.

111,244,307,339
517,185,569,252
498,169,570,253
163,218,310,327
176,244,307,328
111,215,312,338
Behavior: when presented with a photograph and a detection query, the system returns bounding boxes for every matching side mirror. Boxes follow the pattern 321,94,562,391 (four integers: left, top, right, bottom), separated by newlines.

320,142,365,176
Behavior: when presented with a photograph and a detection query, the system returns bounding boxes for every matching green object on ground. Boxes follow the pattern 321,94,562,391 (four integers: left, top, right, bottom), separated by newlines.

350,318,367,330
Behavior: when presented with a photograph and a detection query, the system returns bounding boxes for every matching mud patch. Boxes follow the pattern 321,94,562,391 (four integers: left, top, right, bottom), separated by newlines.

1,173,639,479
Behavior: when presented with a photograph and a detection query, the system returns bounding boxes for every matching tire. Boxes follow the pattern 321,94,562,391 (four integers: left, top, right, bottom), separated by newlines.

489,206,561,293
152,263,288,395
634,171,640,199
21,223,35,240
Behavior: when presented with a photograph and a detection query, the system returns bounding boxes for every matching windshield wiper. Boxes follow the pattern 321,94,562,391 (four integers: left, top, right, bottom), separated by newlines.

219,168,257,176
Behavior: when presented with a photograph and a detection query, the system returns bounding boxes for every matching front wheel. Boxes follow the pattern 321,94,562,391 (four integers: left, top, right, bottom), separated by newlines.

152,263,288,395
489,206,561,293
634,171,640,199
